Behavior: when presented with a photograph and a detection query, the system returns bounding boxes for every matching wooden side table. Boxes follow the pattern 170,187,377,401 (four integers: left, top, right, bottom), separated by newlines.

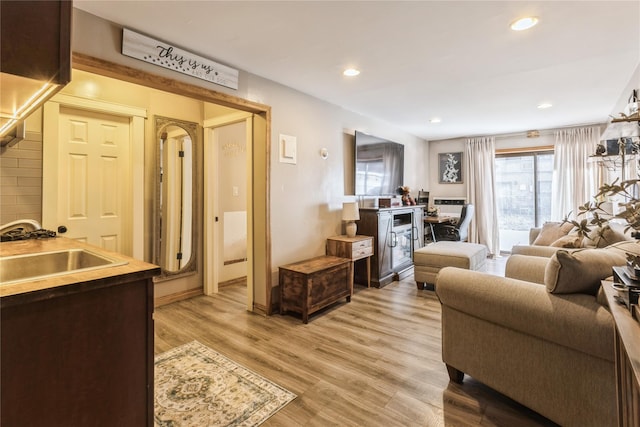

326,235,374,287
279,255,352,324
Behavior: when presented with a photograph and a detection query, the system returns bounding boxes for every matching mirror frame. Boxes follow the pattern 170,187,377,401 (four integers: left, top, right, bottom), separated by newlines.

154,115,199,281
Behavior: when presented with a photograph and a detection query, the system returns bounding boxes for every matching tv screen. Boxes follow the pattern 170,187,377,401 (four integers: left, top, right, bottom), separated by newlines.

354,131,404,196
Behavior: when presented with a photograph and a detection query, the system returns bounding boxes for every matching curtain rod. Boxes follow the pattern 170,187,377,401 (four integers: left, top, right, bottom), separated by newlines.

431,122,605,143
496,145,554,154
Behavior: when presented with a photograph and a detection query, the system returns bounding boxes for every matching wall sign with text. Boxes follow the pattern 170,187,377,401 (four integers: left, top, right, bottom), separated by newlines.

122,28,239,90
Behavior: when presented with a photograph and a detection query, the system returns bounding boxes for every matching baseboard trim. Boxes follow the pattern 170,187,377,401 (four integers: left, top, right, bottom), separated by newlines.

154,288,203,307
252,302,268,316
219,276,247,288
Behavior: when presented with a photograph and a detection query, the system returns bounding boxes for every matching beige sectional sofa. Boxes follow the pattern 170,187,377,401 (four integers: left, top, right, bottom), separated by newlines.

511,221,633,258
436,240,640,427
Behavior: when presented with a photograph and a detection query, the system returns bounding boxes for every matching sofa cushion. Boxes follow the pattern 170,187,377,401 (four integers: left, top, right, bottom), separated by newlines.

545,241,640,294
549,234,582,248
532,221,574,246
511,244,570,258
582,223,629,248
608,240,640,256
505,254,549,284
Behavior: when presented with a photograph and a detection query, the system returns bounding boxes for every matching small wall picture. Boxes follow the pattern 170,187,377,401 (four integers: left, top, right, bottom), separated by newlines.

439,152,463,184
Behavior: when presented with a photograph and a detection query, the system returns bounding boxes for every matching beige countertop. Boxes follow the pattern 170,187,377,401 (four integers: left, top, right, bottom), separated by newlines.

0,237,160,305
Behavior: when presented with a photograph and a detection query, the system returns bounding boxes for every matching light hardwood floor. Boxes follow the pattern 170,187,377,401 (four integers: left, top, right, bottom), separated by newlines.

154,257,558,426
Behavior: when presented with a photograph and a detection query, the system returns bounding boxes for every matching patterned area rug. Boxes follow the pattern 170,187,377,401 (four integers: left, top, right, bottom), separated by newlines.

155,341,296,427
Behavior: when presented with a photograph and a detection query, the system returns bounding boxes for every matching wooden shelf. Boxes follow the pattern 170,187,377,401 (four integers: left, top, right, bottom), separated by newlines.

611,113,640,123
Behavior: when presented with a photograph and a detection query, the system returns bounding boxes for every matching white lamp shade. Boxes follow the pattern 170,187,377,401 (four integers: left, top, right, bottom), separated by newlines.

342,202,360,221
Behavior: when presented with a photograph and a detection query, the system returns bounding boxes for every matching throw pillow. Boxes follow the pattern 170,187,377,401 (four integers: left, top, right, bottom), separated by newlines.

544,246,631,295
582,224,629,248
532,221,574,246
549,234,582,248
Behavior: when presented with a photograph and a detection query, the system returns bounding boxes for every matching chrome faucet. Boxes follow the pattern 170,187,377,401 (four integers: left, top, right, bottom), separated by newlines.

0,219,42,234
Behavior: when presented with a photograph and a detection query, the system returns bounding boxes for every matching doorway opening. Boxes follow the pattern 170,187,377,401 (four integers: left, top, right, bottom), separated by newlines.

203,112,253,304
66,53,272,314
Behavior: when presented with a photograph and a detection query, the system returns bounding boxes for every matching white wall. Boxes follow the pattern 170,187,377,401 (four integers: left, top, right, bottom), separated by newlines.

609,64,640,116
261,82,428,264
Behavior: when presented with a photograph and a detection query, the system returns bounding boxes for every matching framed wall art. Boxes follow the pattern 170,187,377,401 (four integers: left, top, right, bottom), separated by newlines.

439,152,463,184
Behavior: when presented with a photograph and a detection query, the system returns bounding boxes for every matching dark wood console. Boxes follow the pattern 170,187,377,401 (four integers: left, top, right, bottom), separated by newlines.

356,206,424,287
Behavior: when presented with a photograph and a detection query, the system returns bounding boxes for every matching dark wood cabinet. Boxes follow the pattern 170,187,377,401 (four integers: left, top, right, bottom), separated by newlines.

356,206,424,287
1,0,72,144
0,0,72,84
0,239,159,427
1,277,156,427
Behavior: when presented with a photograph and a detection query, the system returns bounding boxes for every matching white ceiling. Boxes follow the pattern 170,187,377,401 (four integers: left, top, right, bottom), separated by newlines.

74,1,640,141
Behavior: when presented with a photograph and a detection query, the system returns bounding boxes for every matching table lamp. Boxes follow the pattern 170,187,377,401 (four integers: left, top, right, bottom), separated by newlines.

342,202,360,237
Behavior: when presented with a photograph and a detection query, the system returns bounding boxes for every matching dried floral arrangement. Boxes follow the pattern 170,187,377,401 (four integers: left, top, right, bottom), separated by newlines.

563,178,640,266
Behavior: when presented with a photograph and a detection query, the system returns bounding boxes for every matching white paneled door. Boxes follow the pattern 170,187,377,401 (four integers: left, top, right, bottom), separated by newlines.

44,105,131,254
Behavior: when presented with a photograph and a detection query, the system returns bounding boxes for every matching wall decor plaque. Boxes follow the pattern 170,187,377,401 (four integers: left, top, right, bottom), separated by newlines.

439,152,463,184
122,28,239,90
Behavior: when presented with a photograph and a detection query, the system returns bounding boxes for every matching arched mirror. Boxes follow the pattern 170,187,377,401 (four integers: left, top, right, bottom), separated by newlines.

154,116,198,279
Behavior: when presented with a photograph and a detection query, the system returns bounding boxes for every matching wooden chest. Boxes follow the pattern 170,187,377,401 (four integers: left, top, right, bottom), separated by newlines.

279,255,352,323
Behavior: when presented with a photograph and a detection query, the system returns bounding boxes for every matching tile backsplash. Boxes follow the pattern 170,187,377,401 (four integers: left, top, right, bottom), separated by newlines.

0,130,43,225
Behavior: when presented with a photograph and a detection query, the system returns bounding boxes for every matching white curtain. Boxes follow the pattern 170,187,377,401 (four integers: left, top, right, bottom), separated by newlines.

551,127,600,221
465,137,500,256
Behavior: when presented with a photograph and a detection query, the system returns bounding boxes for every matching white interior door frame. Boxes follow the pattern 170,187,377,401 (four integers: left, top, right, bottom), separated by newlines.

42,93,147,259
203,111,254,311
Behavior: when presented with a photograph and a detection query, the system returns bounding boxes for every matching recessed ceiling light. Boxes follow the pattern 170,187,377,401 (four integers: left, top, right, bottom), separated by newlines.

429,118,442,124
537,103,553,109
343,68,360,77
510,16,539,31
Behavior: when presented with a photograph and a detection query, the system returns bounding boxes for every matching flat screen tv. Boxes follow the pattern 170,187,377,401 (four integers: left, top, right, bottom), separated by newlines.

354,131,404,196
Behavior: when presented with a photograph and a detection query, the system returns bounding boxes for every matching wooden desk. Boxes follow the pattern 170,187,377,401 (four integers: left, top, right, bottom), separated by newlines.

424,215,453,242
602,280,640,427
279,256,352,323
326,235,374,287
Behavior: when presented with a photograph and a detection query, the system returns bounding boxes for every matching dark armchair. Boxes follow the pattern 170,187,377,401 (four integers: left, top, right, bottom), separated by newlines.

434,204,474,242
